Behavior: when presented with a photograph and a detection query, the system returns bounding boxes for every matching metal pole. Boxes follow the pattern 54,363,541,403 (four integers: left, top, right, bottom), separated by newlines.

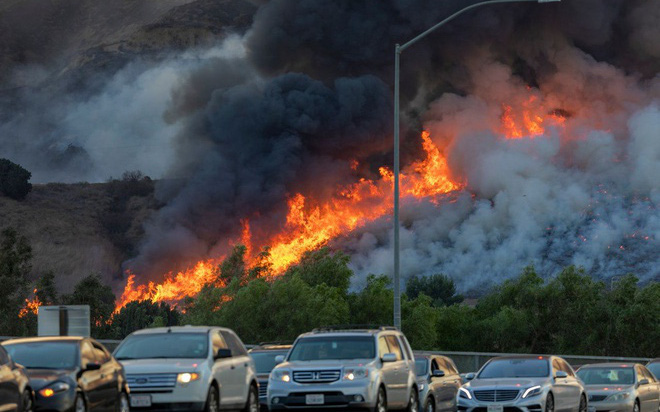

391,0,560,330
393,44,401,330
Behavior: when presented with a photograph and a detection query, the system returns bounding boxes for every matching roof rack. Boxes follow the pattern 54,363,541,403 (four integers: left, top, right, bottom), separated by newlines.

312,325,399,333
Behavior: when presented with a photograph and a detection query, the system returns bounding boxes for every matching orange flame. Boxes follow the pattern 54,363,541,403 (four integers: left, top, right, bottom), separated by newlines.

501,95,566,139
18,289,41,318
115,131,461,311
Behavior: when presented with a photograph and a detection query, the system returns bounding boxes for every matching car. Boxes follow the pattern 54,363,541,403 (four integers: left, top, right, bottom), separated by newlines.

2,336,128,412
577,363,660,412
414,354,462,412
458,355,587,412
113,325,259,411
0,344,33,411
248,343,292,410
646,360,660,381
267,325,419,411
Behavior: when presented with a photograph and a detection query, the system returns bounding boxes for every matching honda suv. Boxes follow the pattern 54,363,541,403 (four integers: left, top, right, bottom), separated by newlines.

114,326,259,411
268,326,419,411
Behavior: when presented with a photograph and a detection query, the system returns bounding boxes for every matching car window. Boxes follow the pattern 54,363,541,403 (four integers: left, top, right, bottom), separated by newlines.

114,333,209,360
439,357,455,374
0,347,9,365
91,342,110,364
641,367,656,383
221,331,248,357
577,367,635,385
552,358,562,374
289,336,375,361
378,337,390,358
431,359,440,372
399,335,414,360
447,358,459,374
384,335,403,361
212,331,228,355
647,363,660,380
560,359,575,377
81,340,97,366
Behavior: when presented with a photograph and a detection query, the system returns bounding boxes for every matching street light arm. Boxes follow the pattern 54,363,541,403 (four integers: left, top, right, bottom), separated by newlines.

399,0,550,52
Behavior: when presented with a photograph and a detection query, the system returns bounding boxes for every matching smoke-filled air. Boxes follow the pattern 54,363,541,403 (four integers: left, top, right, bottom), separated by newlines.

1,0,658,308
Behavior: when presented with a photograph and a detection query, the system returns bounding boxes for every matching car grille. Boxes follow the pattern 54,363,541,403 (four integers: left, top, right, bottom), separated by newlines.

474,389,520,402
126,373,177,392
589,395,608,402
259,381,268,398
293,370,341,383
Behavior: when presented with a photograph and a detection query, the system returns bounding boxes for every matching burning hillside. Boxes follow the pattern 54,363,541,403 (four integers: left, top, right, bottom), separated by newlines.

1,0,658,304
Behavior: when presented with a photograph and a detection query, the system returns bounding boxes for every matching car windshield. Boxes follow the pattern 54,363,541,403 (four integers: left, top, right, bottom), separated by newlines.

577,367,635,385
250,351,288,374
114,333,209,360
647,364,660,380
415,359,429,376
288,336,375,361
479,359,550,378
5,341,79,369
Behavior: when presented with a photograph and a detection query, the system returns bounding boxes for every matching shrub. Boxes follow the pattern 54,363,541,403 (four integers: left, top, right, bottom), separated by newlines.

0,159,32,200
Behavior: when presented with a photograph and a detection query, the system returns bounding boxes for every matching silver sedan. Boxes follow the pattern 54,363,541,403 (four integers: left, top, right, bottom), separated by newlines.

458,355,587,412
577,363,660,412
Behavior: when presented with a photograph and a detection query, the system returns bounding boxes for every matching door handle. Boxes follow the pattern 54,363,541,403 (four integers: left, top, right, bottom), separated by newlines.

231,365,236,370
244,363,248,367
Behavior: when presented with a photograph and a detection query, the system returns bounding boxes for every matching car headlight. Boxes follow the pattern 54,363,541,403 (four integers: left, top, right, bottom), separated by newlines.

177,372,200,384
606,392,631,402
271,370,291,383
39,382,71,397
344,368,369,380
459,387,472,400
522,385,542,398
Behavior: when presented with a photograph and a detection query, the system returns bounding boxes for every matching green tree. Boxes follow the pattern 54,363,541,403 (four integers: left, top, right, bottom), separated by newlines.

348,275,393,326
0,159,32,200
0,227,32,334
406,274,463,307
402,294,438,350
110,300,180,339
63,274,116,338
36,271,59,305
285,248,352,296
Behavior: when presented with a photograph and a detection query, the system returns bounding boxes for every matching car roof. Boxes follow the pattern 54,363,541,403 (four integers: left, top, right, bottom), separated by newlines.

2,336,85,345
298,326,399,339
130,325,226,335
249,343,292,351
489,355,552,361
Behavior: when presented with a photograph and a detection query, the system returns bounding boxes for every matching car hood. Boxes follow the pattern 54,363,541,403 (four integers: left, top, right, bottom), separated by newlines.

276,359,376,370
120,358,207,374
467,378,548,389
25,368,76,390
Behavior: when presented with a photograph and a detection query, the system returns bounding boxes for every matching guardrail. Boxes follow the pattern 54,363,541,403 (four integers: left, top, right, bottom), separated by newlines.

414,350,653,372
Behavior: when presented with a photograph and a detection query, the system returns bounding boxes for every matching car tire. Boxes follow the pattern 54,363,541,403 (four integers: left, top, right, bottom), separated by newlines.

545,393,554,412
424,396,435,412
204,385,219,412
578,394,587,412
374,386,387,412
74,393,87,412
116,391,130,412
406,387,419,412
20,389,34,412
243,385,259,412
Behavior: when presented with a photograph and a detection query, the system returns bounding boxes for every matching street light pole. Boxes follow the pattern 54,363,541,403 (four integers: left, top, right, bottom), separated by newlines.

392,0,560,330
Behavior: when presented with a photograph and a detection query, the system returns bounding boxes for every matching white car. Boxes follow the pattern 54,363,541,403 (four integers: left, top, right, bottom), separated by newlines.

114,326,259,412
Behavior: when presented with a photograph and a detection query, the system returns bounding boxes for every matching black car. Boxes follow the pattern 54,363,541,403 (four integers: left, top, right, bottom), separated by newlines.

248,343,291,410
2,336,129,412
414,354,462,412
0,344,33,411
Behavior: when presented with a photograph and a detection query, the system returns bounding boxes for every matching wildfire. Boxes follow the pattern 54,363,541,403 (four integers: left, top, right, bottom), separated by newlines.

501,95,566,139
18,289,41,318
115,130,461,311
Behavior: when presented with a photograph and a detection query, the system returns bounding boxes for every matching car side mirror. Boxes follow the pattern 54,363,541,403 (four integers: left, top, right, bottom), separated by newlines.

275,355,285,363
465,373,475,381
638,379,649,386
85,362,102,371
555,371,568,379
382,353,397,363
432,370,445,378
215,348,232,360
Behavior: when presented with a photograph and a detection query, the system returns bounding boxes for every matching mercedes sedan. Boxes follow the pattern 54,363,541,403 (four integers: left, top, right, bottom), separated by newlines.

458,355,587,412
577,363,660,412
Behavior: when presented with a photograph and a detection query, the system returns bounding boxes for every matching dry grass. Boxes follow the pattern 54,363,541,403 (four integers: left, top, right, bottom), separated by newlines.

0,182,153,294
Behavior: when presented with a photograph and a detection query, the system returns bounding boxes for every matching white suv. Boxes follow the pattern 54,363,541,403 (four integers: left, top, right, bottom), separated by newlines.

268,326,419,411
114,326,259,412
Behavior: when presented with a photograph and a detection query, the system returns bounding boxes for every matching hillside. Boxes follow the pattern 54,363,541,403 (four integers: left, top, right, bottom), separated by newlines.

0,182,157,294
